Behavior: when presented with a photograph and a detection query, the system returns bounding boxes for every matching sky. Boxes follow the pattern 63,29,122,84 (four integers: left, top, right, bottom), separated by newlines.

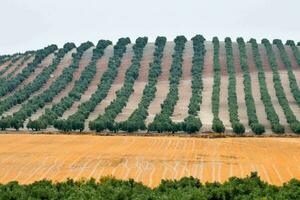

0,0,299,54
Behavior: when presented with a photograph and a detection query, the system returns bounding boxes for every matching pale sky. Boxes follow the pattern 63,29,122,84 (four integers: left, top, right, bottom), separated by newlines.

0,0,299,54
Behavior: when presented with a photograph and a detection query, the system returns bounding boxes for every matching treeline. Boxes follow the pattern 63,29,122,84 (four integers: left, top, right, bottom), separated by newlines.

89,37,148,132
262,39,300,133
211,37,225,133
0,42,92,130
1,173,300,199
224,38,245,134
27,40,111,131
236,38,265,134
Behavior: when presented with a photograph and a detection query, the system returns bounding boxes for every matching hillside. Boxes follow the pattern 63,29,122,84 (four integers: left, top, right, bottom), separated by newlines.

1,36,300,135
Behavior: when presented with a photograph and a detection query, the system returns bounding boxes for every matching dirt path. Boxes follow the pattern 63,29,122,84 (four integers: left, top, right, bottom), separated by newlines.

198,41,214,131
0,134,299,187
62,45,114,119
232,43,250,132
28,47,93,122
218,42,231,131
145,42,174,125
171,41,193,122
115,43,155,122
259,45,290,130
85,44,134,129
246,44,271,130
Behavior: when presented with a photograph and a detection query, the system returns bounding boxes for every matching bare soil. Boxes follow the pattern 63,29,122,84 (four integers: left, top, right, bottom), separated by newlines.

198,42,214,131
0,134,299,187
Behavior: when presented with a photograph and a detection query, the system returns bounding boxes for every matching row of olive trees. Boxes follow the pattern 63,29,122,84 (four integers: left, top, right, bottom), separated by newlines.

27,40,111,131
273,39,300,107
54,38,131,132
89,37,148,132
0,42,93,130
236,38,265,134
286,40,300,66
211,37,226,133
262,39,300,133
117,36,167,132
224,37,245,134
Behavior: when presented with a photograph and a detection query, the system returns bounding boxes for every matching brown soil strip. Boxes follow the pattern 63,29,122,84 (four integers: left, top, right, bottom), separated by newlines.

198,41,214,131
232,43,250,132
115,43,155,122
85,44,134,129
171,41,193,122
145,42,174,125
285,45,300,87
218,42,231,131
62,45,114,119
10,55,35,79
0,135,299,187
0,56,24,78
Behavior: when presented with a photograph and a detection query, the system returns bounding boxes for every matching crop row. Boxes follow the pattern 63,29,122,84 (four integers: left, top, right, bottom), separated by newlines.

262,39,300,133
148,36,187,133
211,37,225,133
116,36,167,132
89,37,148,132
236,38,265,134
224,37,245,134
181,35,206,133
0,42,93,130
273,39,300,107
0,45,58,96
27,40,111,131
54,38,131,132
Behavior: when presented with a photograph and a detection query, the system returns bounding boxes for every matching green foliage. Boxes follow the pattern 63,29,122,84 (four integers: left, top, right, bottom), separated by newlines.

0,174,300,199
237,37,265,134
286,40,300,66
225,37,245,134
249,39,285,134
211,37,226,133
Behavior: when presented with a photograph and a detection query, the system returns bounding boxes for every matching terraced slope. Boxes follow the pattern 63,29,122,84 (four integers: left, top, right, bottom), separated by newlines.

1,36,300,135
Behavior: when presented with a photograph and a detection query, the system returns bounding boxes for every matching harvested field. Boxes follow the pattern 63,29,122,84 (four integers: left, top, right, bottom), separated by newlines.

0,134,299,187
